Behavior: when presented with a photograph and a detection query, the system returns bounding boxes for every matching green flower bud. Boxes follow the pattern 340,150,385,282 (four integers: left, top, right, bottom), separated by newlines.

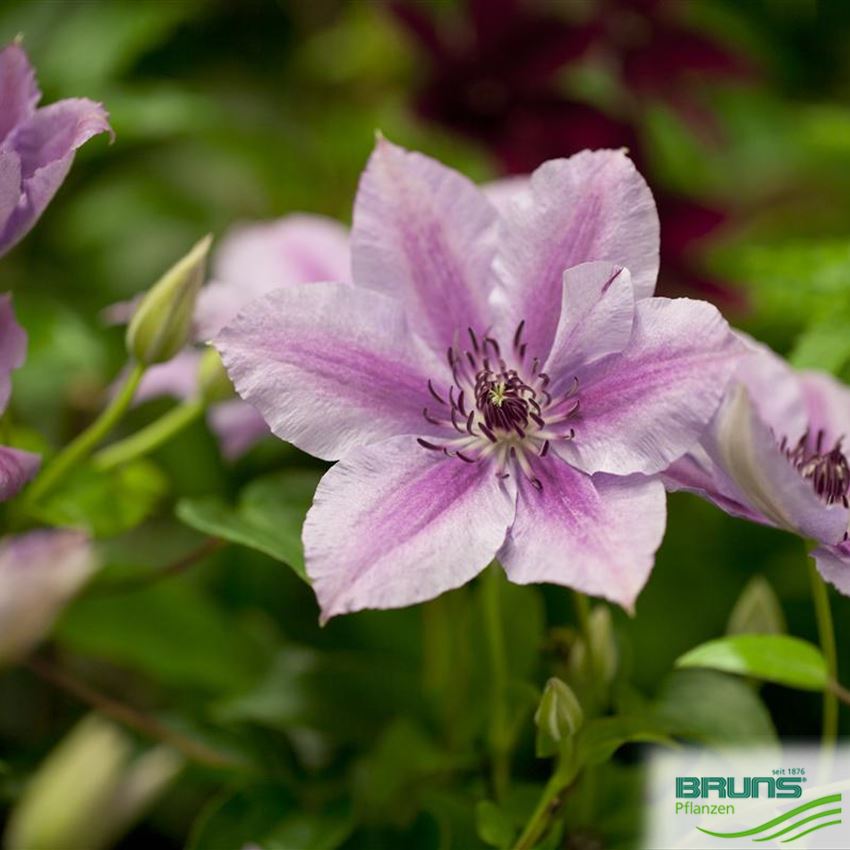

197,345,234,404
5,714,182,850
126,235,211,365
534,677,583,758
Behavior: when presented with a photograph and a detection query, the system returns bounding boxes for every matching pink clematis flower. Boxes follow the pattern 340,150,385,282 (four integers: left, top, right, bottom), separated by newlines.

216,139,743,620
123,215,350,458
0,529,96,664
0,41,111,257
0,294,39,499
665,341,850,593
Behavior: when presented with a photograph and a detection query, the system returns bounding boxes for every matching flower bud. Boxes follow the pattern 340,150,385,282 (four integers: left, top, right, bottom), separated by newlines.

4,714,182,850
197,345,234,404
0,530,97,665
534,677,583,758
727,575,785,635
126,235,211,365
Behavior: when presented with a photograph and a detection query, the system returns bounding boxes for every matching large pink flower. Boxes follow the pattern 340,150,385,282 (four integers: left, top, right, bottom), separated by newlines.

0,42,111,257
126,215,351,458
666,341,850,594
216,139,743,620
0,294,39,500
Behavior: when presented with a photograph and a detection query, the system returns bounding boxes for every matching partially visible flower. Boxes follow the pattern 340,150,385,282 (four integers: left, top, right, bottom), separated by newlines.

113,214,350,458
0,529,96,664
0,293,39,499
0,41,111,257
216,138,743,620
665,343,850,593
5,713,181,850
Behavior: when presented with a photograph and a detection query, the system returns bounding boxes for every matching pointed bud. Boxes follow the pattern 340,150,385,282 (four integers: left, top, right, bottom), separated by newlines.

0,530,97,665
5,714,182,850
126,235,211,365
197,346,234,404
534,677,583,758
727,575,786,635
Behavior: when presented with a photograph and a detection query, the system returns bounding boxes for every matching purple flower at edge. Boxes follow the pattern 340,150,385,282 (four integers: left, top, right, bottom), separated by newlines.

215,138,744,621
0,294,39,499
665,341,850,594
0,41,111,258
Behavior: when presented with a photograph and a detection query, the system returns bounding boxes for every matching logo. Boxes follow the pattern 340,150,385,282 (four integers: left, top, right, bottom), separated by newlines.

696,794,842,843
676,776,805,799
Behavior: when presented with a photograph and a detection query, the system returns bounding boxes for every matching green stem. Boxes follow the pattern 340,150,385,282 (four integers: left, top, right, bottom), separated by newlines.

25,363,146,505
93,398,204,470
513,768,571,850
483,564,510,800
573,591,592,647
808,560,839,749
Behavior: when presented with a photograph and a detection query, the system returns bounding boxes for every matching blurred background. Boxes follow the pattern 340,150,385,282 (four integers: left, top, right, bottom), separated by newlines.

2,1,850,848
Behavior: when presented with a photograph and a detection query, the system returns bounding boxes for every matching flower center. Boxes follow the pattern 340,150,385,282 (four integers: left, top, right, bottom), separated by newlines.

418,321,581,489
781,429,850,508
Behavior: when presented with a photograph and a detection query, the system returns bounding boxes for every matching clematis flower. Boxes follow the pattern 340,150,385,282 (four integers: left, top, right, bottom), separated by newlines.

0,41,111,257
0,293,40,499
0,529,96,664
118,215,350,459
216,139,743,620
665,343,850,593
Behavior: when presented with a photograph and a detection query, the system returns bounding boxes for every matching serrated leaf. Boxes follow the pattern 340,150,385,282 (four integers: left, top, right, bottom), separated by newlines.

177,469,321,581
676,635,827,691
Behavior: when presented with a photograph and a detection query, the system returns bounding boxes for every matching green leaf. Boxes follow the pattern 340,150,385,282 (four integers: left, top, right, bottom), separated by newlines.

576,716,674,770
726,576,786,636
32,459,167,538
475,800,515,849
55,579,267,694
654,669,778,745
789,319,850,372
177,469,321,581
676,635,828,691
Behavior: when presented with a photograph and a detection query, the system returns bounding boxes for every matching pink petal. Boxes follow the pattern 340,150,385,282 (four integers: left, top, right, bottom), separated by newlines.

0,293,27,412
543,262,635,391
215,282,446,461
707,384,848,543
303,436,515,622
0,445,40,502
208,399,270,460
558,297,743,476
813,541,850,596
196,214,351,339
0,98,111,256
498,454,666,612
351,136,497,353
494,149,659,358
799,370,850,449
0,529,96,663
0,43,40,142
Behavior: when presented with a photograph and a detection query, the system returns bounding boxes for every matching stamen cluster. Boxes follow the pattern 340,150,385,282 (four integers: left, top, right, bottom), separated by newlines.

781,429,850,508
418,320,581,490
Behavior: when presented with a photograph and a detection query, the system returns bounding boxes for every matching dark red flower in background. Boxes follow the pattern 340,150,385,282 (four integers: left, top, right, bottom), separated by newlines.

390,0,753,307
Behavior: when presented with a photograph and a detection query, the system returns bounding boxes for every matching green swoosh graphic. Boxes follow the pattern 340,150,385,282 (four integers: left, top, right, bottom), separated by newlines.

782,819,842,843
755,808,842,841
697,794,841,838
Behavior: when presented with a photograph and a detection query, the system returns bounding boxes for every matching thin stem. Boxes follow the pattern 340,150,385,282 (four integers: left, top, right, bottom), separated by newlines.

90,538,225,594
828,680,850,707
26,654,242,770
93,398,205,470
26,362,146,504
483,565,510,800
808,560,839,749
513,769,571,850
573,591,592,644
